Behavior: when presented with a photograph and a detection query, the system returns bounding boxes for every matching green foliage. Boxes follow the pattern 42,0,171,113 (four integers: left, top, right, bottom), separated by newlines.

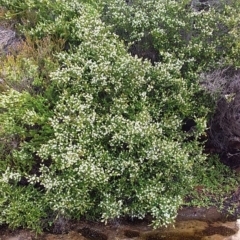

0,89,53,172
101,0,240,71
220,1,240,67
0,0,98,41
34,6,208,228
0,0,239,232
0,182,46,233
186,154,239,214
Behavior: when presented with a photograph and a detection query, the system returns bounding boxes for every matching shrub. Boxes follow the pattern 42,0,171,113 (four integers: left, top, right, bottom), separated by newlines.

0,182,47,233
0,0,239,232
27,7,208,228
101,0,240,72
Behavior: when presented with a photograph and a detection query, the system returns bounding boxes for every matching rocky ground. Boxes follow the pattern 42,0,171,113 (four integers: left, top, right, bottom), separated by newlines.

0,219,238,240
0,27,21,54
0,207,239,240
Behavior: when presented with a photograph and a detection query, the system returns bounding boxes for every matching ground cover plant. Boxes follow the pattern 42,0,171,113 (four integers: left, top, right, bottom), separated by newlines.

0,0,239,232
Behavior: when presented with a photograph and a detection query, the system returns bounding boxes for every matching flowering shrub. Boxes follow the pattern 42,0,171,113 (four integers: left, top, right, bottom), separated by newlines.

29,6,207,228
101,0,240,71
0,0,239,232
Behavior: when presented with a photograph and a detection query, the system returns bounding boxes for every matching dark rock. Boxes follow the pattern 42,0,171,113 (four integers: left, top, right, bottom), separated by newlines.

124,229,140,238
205,207,223,222
52,216,70,234
202,226,236,236
78,227,108,240
177,207,223,222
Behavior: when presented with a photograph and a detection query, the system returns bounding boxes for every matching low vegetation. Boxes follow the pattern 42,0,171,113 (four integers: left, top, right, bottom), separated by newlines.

0,0,239,233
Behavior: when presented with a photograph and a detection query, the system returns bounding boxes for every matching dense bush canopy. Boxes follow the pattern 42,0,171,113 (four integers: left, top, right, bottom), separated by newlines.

0,0,239,232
